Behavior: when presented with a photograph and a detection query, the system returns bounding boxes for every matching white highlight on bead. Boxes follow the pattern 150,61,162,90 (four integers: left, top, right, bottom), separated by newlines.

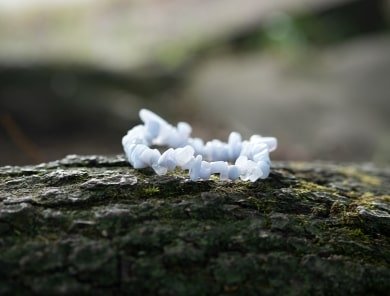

122,109,277,182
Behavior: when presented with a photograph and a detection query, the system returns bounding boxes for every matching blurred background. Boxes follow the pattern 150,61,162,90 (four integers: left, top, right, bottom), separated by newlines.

0,0,389,166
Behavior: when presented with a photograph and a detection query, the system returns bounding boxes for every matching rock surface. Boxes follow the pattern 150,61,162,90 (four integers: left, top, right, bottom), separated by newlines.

0,155,389,295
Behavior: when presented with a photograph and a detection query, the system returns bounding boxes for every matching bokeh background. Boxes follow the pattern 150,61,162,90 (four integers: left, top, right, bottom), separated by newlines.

0,0,389,166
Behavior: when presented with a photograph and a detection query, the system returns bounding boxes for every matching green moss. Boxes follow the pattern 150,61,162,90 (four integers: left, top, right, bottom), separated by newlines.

345,227,369,242
213,180,251,195
294,180,336,195
349,193,390,211
330,201,348,217
338,167,382,186
143,186,160,196
246,196,263,212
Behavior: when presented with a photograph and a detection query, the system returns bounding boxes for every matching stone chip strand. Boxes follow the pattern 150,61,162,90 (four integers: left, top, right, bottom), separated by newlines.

122,109,277,181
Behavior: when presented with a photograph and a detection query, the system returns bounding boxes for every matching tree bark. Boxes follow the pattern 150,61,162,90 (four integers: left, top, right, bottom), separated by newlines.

0,155,389,295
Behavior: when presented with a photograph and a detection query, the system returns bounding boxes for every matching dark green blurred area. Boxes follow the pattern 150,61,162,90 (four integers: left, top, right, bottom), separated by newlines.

0,0,389,165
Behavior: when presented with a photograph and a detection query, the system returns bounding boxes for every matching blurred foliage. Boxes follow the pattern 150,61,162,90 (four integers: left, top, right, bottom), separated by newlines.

227,0,389,53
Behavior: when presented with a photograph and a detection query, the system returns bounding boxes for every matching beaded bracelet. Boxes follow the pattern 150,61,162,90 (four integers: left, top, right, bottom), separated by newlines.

122,109,277,182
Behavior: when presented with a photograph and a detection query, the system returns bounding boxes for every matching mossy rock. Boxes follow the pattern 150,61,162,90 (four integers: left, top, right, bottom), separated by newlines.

0,155,389,295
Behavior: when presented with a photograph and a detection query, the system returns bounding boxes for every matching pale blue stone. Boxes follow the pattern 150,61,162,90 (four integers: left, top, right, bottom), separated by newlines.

158,148,176,171
130,145,149,168
250,143,268,157
204,142,213,161
253,149,269,162
153,125,172,146
228,132,242,145
152,164,168,175
258,160,270,179
250,135,277,152
235,155,252,181
248,162,263,182
210,161,229,179
228,132,242,160
199,161,211,179
190,155,202,180
188,138,204,155
236,156,263,182
204,140,226,161
124,143,137,162
140,108,167,126
235,155,248,166
177,122,192,137
214,145,229,162
210,161,224,174
249,135,262,143
239,141,252,158
140,148,161,166
174,146,195,167
182,156,195,170
145,120,160,142
263,137,277,152
228,165,240,180
167,132,184,148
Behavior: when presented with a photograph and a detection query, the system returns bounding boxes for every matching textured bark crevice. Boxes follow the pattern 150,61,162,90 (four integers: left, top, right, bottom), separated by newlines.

0,155,389,295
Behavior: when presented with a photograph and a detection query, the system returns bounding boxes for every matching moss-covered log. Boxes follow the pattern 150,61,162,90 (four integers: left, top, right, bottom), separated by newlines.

0,155,389,295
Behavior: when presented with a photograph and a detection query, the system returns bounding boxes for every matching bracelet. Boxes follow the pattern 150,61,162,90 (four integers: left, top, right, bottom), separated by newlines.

122,109,277,182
